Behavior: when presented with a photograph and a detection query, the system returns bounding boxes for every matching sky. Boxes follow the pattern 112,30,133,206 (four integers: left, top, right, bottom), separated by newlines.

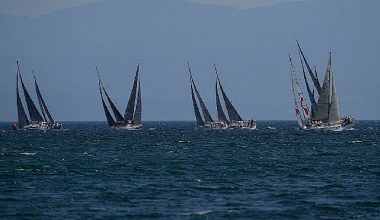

0,0,379,122
0,0,307,17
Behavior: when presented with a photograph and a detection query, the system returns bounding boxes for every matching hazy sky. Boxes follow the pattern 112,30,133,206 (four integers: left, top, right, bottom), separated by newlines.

0,0,307,17
0,0,378,121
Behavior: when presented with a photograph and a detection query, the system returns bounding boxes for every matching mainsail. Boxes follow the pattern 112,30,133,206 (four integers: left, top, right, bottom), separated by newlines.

16,74,30,128
313,53,332,121
34,76,54,123
299,55,317,115
96,66,124,122
191,84,204,126
124,64,140,122
296,40,322,95
289,55,310,121
98,79,116,126
187,62,214,124
215,66,243,122
133,81,142,125
214,66,228,123
17,63,44,123
328,58,340,123
215,80,228,123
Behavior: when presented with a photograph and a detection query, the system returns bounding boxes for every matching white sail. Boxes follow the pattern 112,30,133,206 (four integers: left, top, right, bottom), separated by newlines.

313,53,331,121
329,71,340,123
289,55,310,122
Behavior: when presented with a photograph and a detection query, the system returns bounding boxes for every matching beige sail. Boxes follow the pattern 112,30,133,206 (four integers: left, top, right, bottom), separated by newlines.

313,53,332,121
329,71,340,123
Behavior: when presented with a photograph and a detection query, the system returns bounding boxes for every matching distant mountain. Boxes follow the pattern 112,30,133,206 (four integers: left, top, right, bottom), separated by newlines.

0,0,379,121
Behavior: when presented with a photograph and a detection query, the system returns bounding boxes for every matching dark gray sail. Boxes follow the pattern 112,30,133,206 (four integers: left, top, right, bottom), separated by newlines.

296,40,322,95
100,80,124,122
187,62,213,123
215,80,228,123
17,63,44,122
133,81,142,125
124,64,140,122
34,76,54,123
96,67,124,122
99,79,116,127
16,74,30,128
191,84,204,126
313,53,332,121
300,55,317,115
215,68,243,122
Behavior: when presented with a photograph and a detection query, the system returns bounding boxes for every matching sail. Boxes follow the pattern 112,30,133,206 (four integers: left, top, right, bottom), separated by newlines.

191,84,204,126
187,62,213,124
313,53,332,121
300,55,317,115
16,74,30,128
17,64,44,122
289,55,310,121
329,71,340,123
34,77,54,123
215,79,228,123
296,40,322,94
124,64,139,122
99,80,124,122
133,81,142,125
98,79,116,126
215,70,243,122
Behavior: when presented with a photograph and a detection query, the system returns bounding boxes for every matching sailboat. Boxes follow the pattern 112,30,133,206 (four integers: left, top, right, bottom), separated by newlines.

16,61,63,131
97,65,142,130
214,64,256,130
187,62,220,129
289,41,355,131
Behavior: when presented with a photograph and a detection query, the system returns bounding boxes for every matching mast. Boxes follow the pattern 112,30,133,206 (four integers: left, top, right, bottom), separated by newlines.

328,54,340,123
214,65,228,123
124,64,140,123
98,78,116,127
296,40,322,94
215,65,243,122
34,74,54,123
313,52,332,121
187,62,214,124
96,66,124,122
16,70,30,128
17,62,44,123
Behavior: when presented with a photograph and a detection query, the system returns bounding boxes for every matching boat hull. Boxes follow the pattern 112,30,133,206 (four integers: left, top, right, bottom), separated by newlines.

23,122,63,131
301,117,355,132
112,124,142,130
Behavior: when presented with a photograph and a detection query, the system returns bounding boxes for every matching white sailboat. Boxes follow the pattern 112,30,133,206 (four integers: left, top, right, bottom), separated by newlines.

289,41,355,131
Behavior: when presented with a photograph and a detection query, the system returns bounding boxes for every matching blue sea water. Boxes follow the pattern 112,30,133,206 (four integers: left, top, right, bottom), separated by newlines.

0,121,379,219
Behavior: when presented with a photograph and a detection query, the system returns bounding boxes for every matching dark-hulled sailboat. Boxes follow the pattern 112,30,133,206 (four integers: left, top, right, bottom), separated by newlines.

97,65,142,130
214,64,256,130
16,62,62,130
289,41,355,131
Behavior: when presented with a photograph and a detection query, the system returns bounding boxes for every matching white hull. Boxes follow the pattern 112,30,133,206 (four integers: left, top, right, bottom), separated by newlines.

229,120,257,130
24,122,63,131
300,117,355,132
112,124,142,130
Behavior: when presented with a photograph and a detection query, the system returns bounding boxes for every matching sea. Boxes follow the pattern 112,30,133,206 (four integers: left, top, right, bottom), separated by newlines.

0,121,379,219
